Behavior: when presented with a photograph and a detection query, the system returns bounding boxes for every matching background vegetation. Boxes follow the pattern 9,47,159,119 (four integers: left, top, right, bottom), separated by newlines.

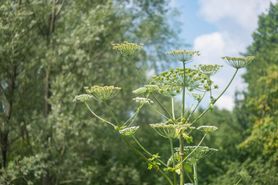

0,0,277,185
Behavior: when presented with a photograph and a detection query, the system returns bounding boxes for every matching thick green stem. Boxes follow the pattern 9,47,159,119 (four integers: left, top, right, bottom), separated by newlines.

179,135,185,185
179,61,187,185
170,97,177,184
171,97,176,120
193,163,198,185
169,138,177,184
182,62,186,117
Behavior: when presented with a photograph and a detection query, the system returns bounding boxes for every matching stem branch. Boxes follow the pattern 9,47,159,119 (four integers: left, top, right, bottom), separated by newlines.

84,102,116,128
191,69,238,124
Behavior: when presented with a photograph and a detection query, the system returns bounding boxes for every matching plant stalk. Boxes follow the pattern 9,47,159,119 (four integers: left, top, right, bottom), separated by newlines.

182,62,186,117
179,135,185,185
171,97,176,120
170,139,177,184
179,61,187,185
193,163,198,185
84,102,116,128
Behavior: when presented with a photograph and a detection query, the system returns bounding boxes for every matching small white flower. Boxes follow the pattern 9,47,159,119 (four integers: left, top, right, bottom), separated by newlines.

133,97,154,104
119,126,139,136
73,94,93,102
167,49,200,62
85,85,121,100
197,125,218,133
222,56,255,69
197,64,222,76
112,41,143,55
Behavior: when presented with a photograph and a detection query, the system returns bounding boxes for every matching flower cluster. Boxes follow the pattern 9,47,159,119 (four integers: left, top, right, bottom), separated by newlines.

167,50,200,57
149,123,193,139
132,85,160,95
192,93,203,102
119,126,139,136
112,41,143,55
85,85,121,101
147,153,161,170
133,97,154,104
196,64,222,76
73,94,93,102
197,125,218,134
222,56,255,69
149,68,215,96
167,49,200,62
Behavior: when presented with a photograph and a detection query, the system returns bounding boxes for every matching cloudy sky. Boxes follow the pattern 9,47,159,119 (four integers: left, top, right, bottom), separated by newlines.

170,0,277,110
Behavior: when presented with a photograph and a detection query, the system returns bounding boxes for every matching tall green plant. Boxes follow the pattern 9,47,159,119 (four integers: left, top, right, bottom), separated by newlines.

75,42,254,185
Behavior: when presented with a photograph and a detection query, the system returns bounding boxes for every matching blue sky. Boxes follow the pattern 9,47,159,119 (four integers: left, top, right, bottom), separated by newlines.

172,0,216,43
169,0,277,110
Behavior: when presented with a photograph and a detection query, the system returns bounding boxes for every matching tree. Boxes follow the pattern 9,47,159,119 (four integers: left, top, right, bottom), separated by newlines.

0,0,176,184
209,3,278,185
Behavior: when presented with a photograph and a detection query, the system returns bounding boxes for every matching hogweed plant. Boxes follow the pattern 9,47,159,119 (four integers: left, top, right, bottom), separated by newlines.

74,42,254,185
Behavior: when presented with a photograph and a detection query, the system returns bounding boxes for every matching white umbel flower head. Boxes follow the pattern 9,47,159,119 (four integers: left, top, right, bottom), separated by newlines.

197,125,218,134
85,85,121,101
150,123,193,139
167,49,200,63
222,56,255,69
119,126,139,136
112,41,143,55
132,85,160,95
73,94,93,102
197,64,222,76
133,97,154,104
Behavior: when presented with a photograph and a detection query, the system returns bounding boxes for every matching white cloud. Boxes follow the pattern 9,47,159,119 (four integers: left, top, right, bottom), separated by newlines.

193,32,225,64
198,0,277,32
190,0,276,110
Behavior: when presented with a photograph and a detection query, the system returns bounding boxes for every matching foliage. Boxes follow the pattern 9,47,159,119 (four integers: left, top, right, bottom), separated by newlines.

0,0,176,184
0,154,48,185
207,3,278,185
